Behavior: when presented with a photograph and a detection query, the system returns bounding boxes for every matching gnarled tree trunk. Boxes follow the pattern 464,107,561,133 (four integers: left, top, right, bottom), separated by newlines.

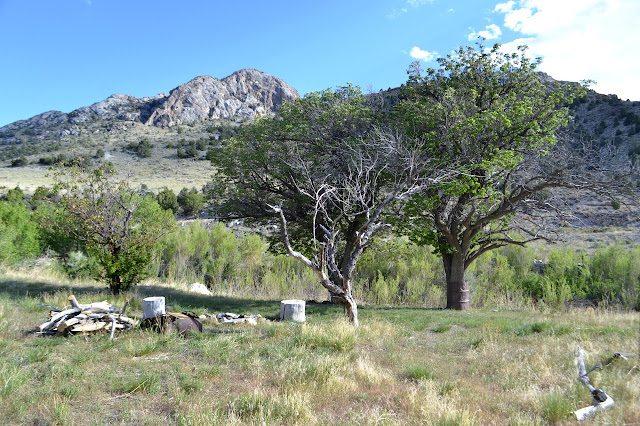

443,251,470,310
329,283,359,327
343,294,359,327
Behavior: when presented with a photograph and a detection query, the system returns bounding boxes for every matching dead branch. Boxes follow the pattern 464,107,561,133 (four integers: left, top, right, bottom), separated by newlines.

571,347,615,420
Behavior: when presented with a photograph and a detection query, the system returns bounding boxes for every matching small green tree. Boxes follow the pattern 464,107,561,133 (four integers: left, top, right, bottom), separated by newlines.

5,186,25,204
44,165,176,294
177,188,204,216
10,156,28,167
0,201,42,264
156,187,179,214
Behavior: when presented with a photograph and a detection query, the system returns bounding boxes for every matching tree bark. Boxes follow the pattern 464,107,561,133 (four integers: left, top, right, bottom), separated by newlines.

327,280,359,326
443,252,470,310
343,294,359,327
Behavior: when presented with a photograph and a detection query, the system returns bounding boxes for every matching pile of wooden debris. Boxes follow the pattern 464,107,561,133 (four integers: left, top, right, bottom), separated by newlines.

213,312,264,325
37,295,135,338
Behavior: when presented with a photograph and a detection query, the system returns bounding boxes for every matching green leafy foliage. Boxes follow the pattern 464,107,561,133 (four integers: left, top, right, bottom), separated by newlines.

0,201,43,264
177,188,204,216
10,156,28,167
40,165,176,294
156,187,179,214
151,221,268,292
393,43,587,309
4,187,24,204
124,139,153,158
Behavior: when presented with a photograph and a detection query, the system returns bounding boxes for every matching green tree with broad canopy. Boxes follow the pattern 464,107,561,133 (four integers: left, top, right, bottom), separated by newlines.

393,43,627,310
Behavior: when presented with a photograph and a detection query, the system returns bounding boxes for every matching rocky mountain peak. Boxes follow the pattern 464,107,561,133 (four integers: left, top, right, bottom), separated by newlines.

143,69,299,127
0,69,299,144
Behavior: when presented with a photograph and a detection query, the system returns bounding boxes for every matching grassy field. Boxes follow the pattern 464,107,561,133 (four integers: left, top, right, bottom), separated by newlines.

1,151,214,195
0,268,638,425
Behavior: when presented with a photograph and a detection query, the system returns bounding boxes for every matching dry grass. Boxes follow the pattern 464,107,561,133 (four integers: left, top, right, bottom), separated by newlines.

0,118,222,195
0,268,638,425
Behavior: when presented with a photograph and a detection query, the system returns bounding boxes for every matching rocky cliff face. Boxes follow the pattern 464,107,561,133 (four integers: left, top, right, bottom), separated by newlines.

145,69,299,127
0,69,299,143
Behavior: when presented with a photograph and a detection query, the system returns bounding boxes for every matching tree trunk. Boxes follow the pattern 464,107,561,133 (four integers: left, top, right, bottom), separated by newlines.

443,252,470,310
328,280,359,327
343,294,359,327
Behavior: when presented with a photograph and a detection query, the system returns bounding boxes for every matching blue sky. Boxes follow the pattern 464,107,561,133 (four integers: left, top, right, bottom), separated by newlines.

1,0,638,127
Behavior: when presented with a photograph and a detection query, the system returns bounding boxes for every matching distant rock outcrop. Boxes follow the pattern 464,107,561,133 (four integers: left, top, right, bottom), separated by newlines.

0,69,299,143
144,69,299,127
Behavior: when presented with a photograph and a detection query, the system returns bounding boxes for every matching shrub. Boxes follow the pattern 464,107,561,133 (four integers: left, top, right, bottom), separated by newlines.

10,156,28,167
156,187,179,214
0,201,43,264
41,165,176,294
125,140,153,158
177,188,204,216
4,187,24,204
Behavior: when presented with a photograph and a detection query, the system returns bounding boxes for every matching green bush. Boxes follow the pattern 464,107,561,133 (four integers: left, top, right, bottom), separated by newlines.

156,187,179,214
0,201,43,264
148,221,640,310
177,188,204,216
10,156,28,167
152,221,269,292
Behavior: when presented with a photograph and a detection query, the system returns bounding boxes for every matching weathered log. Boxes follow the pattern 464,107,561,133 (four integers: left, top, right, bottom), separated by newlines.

108,315,117,340
117,316,135,325
71,321,109,333
68,295,114,312
143,297,166,320
571,347,615,420
38,308,81,331
280,300,306,322
68,295,81,309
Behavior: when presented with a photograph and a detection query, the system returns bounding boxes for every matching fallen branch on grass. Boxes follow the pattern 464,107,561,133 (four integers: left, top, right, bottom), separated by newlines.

571,347,614,421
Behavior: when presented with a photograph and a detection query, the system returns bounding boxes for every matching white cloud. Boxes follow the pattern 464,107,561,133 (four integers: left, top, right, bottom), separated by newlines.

495,1,515,13
468,23,502,41
409,46,437,62
387,7,409,19
407,0,435,6
387,0,434,19
494,0,640,100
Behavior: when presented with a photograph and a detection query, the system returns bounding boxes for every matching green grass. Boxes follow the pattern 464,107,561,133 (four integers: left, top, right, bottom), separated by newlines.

0,268,638,424
406,364,433,381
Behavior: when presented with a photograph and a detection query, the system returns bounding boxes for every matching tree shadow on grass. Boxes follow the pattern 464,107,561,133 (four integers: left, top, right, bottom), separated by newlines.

0,275,346,321
0,274,443,325
0,275,104,304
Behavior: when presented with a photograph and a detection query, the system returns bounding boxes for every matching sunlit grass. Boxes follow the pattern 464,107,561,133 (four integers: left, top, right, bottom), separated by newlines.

0,268,638,424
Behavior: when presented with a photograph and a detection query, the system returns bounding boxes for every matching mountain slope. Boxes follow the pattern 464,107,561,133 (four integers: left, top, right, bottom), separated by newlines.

0,69,299,147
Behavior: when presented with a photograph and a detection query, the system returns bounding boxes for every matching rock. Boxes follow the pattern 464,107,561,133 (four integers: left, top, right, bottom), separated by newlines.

144,69,299,127
0,69,298,146
215,312,263,326
188,282,212,295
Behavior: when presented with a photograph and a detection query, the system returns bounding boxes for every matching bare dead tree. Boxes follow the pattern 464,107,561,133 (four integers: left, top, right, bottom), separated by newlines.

267,127,452,326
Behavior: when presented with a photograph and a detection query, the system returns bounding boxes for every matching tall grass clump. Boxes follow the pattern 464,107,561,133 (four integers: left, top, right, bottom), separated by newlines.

354,238,445,306
151,221,269,293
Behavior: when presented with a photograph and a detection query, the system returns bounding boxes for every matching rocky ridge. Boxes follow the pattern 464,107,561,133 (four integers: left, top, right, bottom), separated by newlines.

146,69,299,127
0,69,299,143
